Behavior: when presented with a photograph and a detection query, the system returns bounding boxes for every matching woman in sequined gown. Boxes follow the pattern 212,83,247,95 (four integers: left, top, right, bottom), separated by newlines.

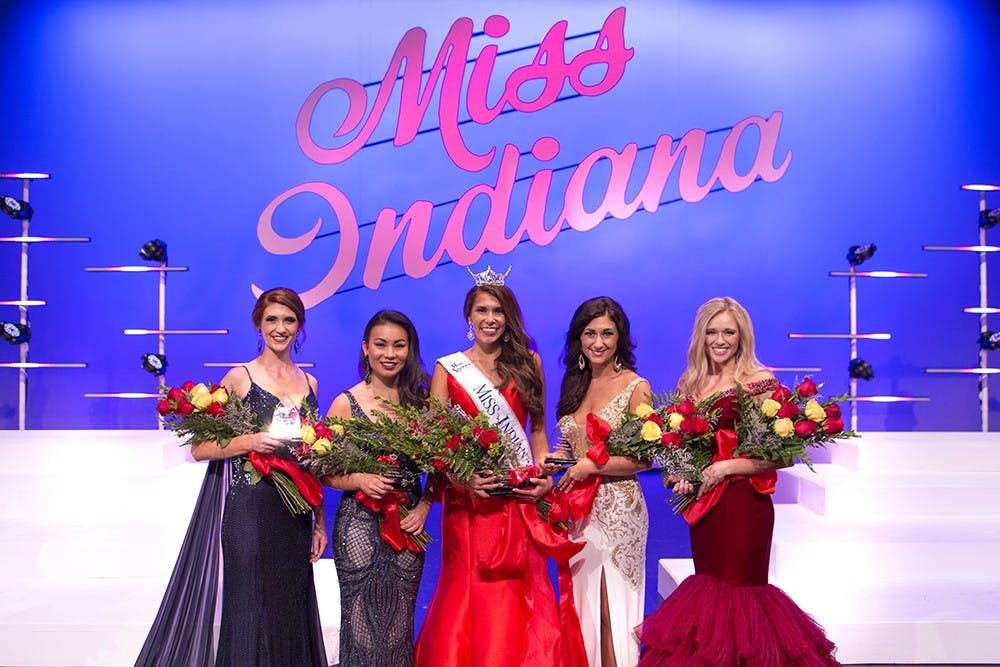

414,277,586,667
324,310,431,667
190,288,327,667
554,297,651,667
638,297,838,666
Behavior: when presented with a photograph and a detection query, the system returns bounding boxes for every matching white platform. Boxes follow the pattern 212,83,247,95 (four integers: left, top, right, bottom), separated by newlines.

657,432,1000,665
0,430,340,667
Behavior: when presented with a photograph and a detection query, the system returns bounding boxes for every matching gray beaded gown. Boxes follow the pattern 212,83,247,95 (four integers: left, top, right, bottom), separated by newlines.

216,379,326,667
332,391,425,667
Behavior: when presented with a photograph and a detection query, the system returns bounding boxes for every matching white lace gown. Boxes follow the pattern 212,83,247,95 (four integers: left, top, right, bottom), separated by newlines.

557,377,649,667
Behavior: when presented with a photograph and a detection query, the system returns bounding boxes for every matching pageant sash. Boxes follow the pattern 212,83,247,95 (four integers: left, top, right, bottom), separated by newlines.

439,352,533,466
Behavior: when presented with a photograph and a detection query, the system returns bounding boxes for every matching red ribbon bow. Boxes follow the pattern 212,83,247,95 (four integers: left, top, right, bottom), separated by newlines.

356,489,424,552
584,413,611,465
248,451,324,507
680,429,777,525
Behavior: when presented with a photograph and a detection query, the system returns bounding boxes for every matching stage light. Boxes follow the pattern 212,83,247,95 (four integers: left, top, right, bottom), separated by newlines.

1,195,33,221
1,321,31,344
139,239,167,263
980,209,1000,230
847,244,876,266
848,357,874,380
141,353,168,376
978,331,1000,351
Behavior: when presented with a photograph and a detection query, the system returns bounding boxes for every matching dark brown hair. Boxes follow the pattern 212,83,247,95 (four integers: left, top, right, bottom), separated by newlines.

557,296,637,418
361,310,429,409
463,284,543,422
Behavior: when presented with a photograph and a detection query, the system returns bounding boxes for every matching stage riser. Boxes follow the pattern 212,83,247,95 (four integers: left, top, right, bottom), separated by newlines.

0,431,342,667
771,541,1000,581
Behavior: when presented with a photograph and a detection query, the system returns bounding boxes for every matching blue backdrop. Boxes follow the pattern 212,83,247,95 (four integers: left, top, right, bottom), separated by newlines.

2,0,1000,431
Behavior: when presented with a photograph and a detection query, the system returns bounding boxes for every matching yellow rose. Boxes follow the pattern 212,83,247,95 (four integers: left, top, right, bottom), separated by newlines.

332,423,345,437
299,423,317,445
640,420,663,442
760,398,781,418
211,387,229,405
190,384,212,410
633,403,655,419
311,438,332,456
667,412,685,431
773,418,795,438
804,399,825,423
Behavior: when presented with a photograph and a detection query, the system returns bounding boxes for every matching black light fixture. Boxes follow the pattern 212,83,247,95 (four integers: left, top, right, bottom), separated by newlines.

1,321,31,344
978,331,1000,351
980,209,1000,230
139,239,167,263
141,352,168,376
847,244,877,266
1,195,33,221
849,357,874,380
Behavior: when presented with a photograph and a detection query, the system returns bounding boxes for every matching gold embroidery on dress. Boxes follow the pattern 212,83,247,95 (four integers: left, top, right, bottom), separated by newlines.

557,377,649,590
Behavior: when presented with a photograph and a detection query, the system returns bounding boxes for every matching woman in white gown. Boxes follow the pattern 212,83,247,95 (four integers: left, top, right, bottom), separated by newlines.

554,297,651,667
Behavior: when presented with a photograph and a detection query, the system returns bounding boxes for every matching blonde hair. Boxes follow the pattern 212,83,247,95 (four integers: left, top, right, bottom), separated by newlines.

677,297,764,397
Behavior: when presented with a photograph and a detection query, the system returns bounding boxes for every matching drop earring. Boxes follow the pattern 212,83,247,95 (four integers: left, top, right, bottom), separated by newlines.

294,334,301,354
578,354,586,371
363,355,372,383
467,321,475,341
614,356,622,372
256,331,263,353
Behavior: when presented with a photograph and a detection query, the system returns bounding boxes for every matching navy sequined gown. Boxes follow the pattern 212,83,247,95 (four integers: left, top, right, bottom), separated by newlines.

216,380,327,667
332,391,424,667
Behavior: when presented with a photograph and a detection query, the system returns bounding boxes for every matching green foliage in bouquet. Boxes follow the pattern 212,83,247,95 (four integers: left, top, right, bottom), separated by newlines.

733,378,859,468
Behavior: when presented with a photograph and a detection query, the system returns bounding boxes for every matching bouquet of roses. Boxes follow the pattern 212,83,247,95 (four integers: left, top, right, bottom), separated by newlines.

338,398,521,487
733,377,858,467
157,381,257,447
157,381,322,516
293,412,433,552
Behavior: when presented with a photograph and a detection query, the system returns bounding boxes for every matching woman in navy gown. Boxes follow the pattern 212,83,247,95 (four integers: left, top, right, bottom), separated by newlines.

190,287,327,666
638,297,838,666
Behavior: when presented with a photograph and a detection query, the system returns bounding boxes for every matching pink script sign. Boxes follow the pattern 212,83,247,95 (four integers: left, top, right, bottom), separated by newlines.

255,7,791,308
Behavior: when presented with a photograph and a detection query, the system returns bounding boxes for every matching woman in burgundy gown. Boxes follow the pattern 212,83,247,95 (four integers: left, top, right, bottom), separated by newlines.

414,270,586,667
638,297,839,667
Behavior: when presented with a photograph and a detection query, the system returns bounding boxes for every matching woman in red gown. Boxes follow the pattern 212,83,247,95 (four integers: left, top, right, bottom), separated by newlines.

638,297,839,666
414,270,586,667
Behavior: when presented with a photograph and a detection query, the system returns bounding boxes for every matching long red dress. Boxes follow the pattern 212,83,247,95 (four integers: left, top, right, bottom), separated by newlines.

415,375,586,667
638,381,840,667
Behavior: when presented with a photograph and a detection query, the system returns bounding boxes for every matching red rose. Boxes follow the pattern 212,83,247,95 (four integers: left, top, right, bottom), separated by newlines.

296,444,310,456
181,381,195,392
825,404,841,419
205,401,225,416
432,459,447,471
777,401,800,419
377,454,400,468
661,431,682,448
680,416,710,436
314,423,333,440
796,378,818,398
771,385,792,402
823,417,844,434
794,419,818,437
166,387,185,402
156,399,173,416
676,399,696,417
477,428,499,448
175,399,195,416
445,434,461,452
646,413,664,427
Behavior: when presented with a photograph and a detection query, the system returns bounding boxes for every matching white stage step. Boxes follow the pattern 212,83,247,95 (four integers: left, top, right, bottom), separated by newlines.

657,432,1000,665
0,430,341,667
